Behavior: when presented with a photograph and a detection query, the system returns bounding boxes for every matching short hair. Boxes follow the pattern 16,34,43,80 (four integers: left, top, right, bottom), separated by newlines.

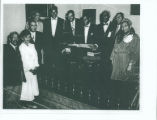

100,10,111,23
115,12,124,20
83,13,91,20
67,10,75,16
28,19,37,26
49,5,58,13
7,31,19,44
31,10,40,17
20,30,31,39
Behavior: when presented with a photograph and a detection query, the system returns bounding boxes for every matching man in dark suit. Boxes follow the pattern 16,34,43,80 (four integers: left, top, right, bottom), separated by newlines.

78,13,97,44
112,12,135,44
29,20,43,65
64,10,82,44
74,13,98,57
96,10,115,83
3,32,25,107
43,5,64,67
97,10,115,59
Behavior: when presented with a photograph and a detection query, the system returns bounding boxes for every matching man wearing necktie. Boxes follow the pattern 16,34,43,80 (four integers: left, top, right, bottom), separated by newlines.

29,20,43,65
64,10,82,44
43,5,64,69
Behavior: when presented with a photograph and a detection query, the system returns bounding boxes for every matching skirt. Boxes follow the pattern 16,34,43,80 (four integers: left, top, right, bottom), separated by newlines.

20,71,39,101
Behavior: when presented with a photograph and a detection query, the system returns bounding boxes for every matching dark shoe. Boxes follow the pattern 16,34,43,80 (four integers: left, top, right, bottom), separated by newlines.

27,104,38,109
33,96,40,102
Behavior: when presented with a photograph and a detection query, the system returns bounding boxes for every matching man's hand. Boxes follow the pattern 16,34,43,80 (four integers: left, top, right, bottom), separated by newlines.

127,63,132,71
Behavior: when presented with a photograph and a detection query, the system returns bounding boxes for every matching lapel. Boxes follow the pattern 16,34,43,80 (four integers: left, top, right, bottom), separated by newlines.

106,22,112,34
9,44,16,53
68,21,73,35
48,18,52,35
55,17,60,37
87,25,93,43
8,44,18,58
100,24,104,34
35,32,38,43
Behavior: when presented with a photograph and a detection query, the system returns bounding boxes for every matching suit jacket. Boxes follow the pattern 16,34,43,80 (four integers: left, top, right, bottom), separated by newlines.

30,31,43,65
3,44,25,86
64,18,82,43
97,21,115,59
77,24,97,44
43,17,64,64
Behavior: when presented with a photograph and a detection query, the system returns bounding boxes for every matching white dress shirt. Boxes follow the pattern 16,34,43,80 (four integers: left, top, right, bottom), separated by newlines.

103,21,110,33
51,17,58,37
71,19,75,35
84,23,90,44
115,24,121,34
30,32,36,42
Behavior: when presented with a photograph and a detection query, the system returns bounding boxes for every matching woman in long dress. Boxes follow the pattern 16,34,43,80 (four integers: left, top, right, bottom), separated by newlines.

19,30,39,107
110,18,140,81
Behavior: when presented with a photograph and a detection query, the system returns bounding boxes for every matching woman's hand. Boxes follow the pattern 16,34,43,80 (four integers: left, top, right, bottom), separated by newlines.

29,68,38,75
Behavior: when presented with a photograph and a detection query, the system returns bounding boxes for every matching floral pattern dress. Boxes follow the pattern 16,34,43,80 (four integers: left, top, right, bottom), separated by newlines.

110,34,140,80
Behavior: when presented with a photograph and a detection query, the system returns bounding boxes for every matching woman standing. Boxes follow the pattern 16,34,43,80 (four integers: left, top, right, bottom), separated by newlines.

19,30,39,108
110,18,140,81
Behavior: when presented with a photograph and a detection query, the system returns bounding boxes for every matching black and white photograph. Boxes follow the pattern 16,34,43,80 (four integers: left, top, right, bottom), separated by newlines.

1,0,157,120
2,4,140,110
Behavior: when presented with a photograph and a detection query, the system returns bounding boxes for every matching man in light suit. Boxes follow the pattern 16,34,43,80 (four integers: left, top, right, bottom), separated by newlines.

43,5,64,67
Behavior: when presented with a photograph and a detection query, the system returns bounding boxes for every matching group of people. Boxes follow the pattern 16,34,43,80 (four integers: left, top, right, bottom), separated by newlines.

3,4,140,108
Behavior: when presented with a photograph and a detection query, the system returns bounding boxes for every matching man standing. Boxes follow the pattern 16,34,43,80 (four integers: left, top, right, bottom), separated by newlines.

97,10,115,59
97,10,115,83
79,13,97,44
3,32,25,108
43,5,64,67
64,10,82,44
29,20,43,65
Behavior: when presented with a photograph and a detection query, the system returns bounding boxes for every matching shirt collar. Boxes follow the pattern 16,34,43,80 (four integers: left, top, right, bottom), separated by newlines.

30,31,36,34
103,20,110,25
51,17,58,21
84,23,91,27
10,43,16,50
71,19,75,23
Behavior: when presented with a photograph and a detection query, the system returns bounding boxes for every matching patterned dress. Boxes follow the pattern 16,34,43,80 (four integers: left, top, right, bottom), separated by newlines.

110,33,140,80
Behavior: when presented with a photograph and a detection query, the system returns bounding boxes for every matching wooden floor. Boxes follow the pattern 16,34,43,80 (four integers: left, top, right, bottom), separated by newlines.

3,87,96,109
